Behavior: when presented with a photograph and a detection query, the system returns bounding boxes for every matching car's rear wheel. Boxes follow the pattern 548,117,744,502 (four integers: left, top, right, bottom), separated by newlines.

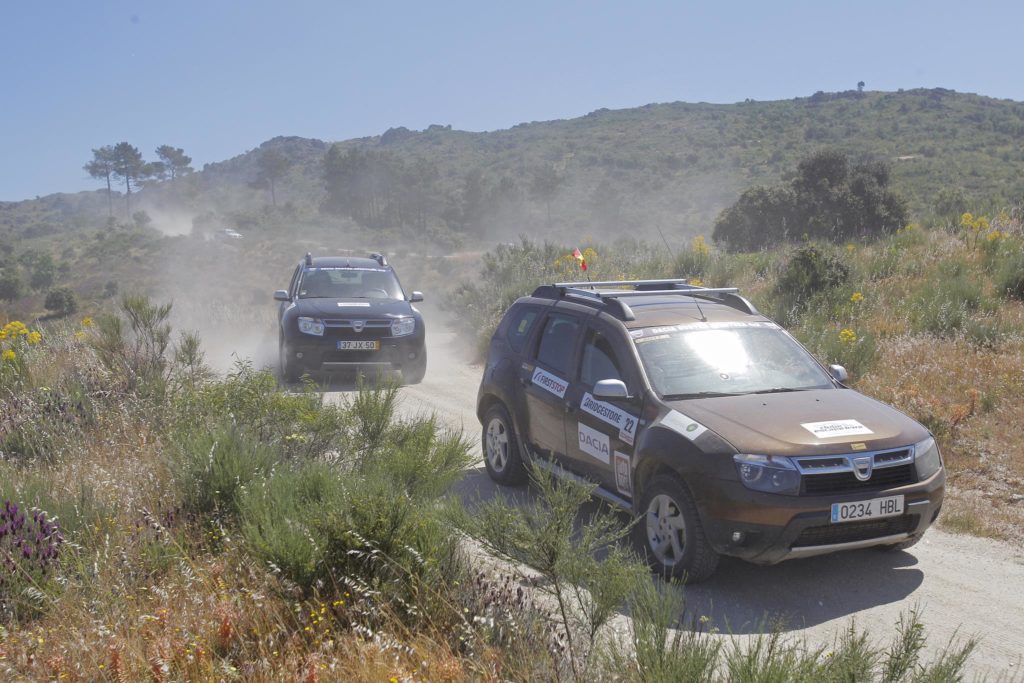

482,403,527,485
635,473,719,582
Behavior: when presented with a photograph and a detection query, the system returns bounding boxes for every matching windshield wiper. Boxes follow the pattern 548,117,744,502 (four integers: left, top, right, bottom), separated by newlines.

751,387,804,394
661,391,744,400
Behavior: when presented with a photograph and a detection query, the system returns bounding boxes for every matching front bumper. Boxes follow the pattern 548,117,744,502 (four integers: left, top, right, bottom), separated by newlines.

283,330,425,376
696,468,945,564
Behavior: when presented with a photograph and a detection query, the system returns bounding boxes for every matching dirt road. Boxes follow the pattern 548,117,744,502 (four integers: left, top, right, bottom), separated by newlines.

326,323,1024,678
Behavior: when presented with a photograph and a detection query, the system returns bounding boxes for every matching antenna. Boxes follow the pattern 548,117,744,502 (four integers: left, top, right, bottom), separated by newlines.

656,224,678,262
304,252,313,266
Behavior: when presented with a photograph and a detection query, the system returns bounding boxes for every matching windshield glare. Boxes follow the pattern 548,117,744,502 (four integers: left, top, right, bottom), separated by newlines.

298,267,404,300
634,324,832,398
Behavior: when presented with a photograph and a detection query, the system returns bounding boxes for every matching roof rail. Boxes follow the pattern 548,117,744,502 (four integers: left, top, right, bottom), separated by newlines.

543,279,759,316
369,252,388,267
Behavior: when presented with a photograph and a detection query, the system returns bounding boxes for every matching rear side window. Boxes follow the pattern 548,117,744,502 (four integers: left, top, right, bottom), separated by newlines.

506,307,539,353
580,329,624,386
535,314,579,376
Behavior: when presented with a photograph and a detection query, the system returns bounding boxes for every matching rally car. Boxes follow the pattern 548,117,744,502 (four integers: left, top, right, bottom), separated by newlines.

275,253,426,383
476,280,944,581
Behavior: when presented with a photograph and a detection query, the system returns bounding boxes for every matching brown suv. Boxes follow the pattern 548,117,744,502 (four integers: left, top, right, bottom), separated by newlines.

476,280,944,581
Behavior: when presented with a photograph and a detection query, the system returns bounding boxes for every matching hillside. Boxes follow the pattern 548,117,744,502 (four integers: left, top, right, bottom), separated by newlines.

2,88,1024,252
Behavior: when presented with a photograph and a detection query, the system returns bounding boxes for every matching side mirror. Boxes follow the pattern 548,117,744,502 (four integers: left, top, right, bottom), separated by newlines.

409,291,424,303
273,289,290,302
593,379,629,400
829,364,849,383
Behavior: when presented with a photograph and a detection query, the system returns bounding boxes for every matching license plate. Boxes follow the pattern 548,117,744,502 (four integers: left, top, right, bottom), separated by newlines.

336,340,379,351
831,495,904,523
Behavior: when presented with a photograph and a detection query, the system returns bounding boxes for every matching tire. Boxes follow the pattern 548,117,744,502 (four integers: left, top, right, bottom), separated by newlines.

279,341,300,384
403,349,427,385
635,473,719,582
481,403,528,486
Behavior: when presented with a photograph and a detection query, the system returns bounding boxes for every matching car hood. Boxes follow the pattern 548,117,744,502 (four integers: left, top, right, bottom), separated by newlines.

667,389,928,456
291,298,415,318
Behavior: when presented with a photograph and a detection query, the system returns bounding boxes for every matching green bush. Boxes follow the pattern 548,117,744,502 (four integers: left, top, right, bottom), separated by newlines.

994,244,1024,300
175,421,281,521
908,261,993,337
44,287,78,317
775,245,850,306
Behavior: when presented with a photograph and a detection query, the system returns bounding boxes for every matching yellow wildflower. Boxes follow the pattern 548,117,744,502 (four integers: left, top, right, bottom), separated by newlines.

689,278,704,287
81,317,94,328
1,349,15,362
850,292,864,303
692,235,710,258
845,243,856,253
27,331,42,345
959,212,974,228
838,328,857,345
986,230,1004,243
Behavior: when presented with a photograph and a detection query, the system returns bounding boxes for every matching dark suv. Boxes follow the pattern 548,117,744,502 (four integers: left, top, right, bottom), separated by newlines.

476,280,944,581
275,253,426,383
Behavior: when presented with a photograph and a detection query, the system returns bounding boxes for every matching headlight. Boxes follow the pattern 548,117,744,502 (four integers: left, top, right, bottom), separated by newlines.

914,436,943,479
391,317,415,337
297,316,325,336
733,454,801,496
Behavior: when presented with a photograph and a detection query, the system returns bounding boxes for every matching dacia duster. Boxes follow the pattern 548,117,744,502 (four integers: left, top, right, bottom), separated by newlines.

476,280,944,581
275,253,426,383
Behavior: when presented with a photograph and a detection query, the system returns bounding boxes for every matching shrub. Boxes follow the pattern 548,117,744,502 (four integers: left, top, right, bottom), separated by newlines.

44,287,78,317
994,244,1024,300
175,422,281,521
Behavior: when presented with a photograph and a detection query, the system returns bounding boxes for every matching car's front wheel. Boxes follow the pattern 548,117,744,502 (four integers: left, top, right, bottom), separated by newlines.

482,403,528,485
402,349,427,385
278,341,300,384
635,473,719,582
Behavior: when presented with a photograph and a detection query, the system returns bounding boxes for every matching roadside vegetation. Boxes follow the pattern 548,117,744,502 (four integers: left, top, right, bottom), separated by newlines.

0,296,983,680
449,208,1024,544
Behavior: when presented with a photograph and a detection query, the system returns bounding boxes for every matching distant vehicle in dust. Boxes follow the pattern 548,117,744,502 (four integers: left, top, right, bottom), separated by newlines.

274,252,427,384
212,228,244,241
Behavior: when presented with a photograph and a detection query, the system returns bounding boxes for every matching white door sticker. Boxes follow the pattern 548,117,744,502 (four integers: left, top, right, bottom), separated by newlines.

801,420,874,439
613,450,632,496
577,422,611,464
531,368,568,398
580,392,638,445
662,410,708,441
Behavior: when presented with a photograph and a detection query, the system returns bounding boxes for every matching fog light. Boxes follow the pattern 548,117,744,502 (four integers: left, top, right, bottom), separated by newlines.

408,352,417,359
731,531,745,543
296,352,304,359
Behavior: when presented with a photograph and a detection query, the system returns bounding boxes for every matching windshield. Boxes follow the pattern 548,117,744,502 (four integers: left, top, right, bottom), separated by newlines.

298,267,404,300
633,322,833,398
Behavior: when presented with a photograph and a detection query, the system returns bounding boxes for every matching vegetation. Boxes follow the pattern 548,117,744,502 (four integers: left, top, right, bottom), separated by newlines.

0,289,988,679
713,150,908,250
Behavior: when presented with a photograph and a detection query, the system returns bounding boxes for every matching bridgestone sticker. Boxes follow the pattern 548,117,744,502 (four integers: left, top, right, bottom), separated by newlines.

531,368,568,398
801,420,874,439
613,450,632,496
662,409,708,441
580,392,638,445
577,422,611,464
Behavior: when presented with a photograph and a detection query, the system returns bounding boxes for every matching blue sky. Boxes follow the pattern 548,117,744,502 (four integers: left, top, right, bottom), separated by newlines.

2,0,1022,201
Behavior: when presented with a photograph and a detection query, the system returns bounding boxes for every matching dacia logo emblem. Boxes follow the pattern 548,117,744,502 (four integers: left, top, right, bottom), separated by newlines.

851,455,873,481
352,320,365,333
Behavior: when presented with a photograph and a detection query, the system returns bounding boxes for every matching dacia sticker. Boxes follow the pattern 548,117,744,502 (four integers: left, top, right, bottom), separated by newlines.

531,368,568,399
801,420,873,439
577,422,610,464
580,392,638,445
662,409,708,441
613,450,632,496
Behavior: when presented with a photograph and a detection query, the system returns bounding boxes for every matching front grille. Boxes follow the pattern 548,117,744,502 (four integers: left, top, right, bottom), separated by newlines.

792,515,918,548
802,463,915,495
323,350,383,363
323,319,392,341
